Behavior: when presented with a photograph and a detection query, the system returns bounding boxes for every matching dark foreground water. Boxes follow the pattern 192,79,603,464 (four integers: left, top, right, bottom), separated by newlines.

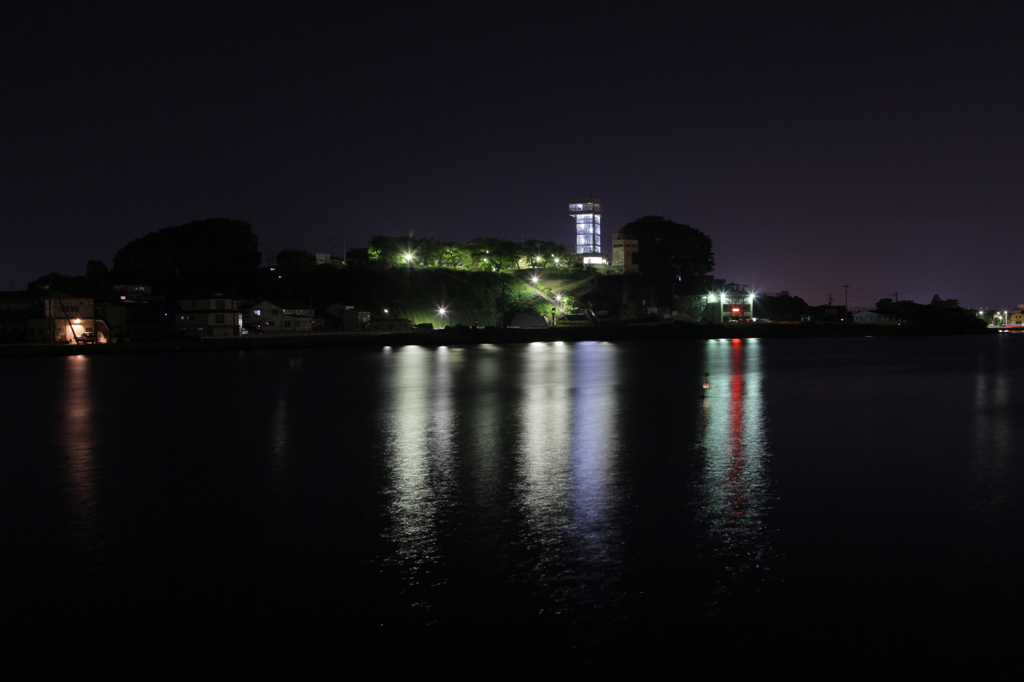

3,335,1024,673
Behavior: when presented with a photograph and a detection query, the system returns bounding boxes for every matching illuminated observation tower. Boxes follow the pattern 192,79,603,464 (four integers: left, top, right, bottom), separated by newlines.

569,200,601,254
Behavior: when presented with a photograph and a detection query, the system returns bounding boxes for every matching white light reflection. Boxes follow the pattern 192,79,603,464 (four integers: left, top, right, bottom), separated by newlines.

568,344,620,576
269,366,294,475
516,342,574,556
61,355,101,546
968,343,1015,538
380,346,459,592
516,341,622,613
695,338,775,612
465,345,504,499
377,341,625,622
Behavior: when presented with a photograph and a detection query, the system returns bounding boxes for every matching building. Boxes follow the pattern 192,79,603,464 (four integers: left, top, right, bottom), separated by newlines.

112,284,155,302
241,300,315,334
18,291,115,343
0,291,34,341
176,296,241,337
366,318,413,332
852,310,898,325
610,231,639,274
570,201,601,255
704,283,755,322
801,305,848,323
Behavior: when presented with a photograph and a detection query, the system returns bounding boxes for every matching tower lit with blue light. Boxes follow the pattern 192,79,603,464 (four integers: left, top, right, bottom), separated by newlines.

570,201,601,254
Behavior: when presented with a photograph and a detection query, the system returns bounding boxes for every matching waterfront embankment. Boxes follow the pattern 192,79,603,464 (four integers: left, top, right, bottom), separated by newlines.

0,320,995,358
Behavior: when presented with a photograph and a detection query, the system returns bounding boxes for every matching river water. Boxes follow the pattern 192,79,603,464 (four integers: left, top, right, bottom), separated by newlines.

3,335,1023,672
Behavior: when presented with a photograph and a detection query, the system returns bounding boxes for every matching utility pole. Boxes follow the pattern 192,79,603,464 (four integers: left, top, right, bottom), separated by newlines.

843,284,849,321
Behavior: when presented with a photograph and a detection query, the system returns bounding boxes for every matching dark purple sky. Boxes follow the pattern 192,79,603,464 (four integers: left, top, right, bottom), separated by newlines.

3,1,1022,309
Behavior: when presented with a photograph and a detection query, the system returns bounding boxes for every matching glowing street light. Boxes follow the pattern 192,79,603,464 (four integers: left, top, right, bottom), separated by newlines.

437,306,448,327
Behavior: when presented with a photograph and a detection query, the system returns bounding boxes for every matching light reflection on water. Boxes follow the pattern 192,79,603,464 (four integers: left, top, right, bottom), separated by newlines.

380,345,456,582
968,340,1019,549
515,342,621,611
695,339,774,611
378,341,625,619
61,355,101,547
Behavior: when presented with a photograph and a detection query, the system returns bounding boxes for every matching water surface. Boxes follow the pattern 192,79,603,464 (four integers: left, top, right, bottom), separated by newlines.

3,335,1023,671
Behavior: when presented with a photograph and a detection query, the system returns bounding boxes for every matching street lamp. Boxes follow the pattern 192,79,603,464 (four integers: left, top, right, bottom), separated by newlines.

437,306,448,327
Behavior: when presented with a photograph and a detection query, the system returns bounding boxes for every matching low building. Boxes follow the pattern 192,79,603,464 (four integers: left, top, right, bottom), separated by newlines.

14,291,114,343
241,300,315,334
852,310,898,325
366,318,413,332
112,284,155,302
703,283,755,322
323,304,371,331
0,291,34,341
610,231,639,274
177,296,241,337
802,305,848,323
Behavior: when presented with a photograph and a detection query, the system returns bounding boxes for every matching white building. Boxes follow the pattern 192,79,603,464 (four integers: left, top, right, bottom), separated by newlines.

570,200,601,255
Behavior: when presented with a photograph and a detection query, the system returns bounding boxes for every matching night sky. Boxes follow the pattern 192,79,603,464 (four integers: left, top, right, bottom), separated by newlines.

3,1,1022,309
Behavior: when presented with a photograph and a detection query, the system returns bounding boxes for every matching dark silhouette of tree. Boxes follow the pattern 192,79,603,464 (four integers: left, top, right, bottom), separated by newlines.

930,294,960,309
85,260,110,298
876,296,984,331
345,247,373,267
755,291,810,321
111,218,260,296
620,215,714,278
29,272,88,296
275,249,317,273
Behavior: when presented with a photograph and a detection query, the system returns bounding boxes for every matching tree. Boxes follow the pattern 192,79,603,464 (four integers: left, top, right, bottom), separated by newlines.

755,291,810,321
930,294,959,309
620,215,714,278
29,272,88,296
111,218,260,296
368,235,412,266
345,247,373,267
85,259,109,298
520,239,570,268
275,249,317,273
467,238,519,272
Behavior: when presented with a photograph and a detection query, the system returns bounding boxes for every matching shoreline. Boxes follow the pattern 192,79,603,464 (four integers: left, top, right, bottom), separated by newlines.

0,322,996,358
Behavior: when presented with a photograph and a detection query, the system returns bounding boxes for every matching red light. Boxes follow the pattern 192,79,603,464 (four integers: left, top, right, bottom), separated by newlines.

732,307,740,312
